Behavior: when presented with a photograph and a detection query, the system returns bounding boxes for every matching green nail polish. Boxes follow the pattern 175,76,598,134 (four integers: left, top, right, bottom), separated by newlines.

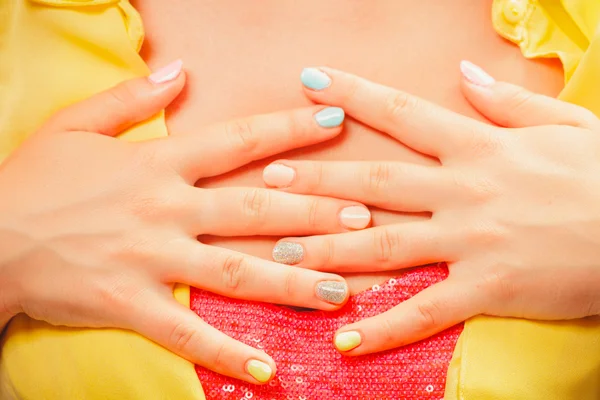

301,68,331,90
314,107,345,128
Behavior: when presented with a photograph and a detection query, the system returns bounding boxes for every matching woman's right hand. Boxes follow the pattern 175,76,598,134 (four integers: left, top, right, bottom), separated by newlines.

0,61,365,384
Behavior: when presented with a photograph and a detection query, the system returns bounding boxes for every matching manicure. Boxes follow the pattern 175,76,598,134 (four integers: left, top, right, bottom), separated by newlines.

460,60,495,87
263,164,295,188
334,331,362,351
339,206,371,230
316,281,348,305
246,359,273,383
272,241,304,265
301,68,332,90
314,107,345,128
148,59,183,84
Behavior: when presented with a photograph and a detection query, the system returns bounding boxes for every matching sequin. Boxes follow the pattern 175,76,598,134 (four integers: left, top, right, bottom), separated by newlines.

192,266,461,399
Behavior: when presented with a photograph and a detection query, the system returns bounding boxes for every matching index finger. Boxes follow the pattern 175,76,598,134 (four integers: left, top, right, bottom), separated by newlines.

300,67,494,159
166,105,345,181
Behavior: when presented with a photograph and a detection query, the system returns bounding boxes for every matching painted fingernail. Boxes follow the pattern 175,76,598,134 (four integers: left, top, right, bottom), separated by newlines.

316,281,348,305
272,241,304,265
339,206,371,230
246,359,273,383
148,59,183,84
314,107,345,128
334,331,362,351
263,164,295,187
301,67,331,90
460,60,495,87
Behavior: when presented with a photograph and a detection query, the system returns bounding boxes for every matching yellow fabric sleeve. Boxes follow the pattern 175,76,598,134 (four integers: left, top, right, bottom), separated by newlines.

0,1,202,399
445,1,600,399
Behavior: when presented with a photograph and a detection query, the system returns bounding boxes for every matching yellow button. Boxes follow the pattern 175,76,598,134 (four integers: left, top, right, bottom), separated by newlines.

503,0,527,24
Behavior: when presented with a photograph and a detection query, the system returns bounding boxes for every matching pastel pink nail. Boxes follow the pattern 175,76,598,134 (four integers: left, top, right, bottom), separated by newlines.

460,60,495,87
263,164,295,188
148,59,183,84
339,206,371,230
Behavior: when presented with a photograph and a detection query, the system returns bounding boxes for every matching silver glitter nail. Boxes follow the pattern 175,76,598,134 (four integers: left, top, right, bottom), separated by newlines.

315,281,348,304
272,242,304,265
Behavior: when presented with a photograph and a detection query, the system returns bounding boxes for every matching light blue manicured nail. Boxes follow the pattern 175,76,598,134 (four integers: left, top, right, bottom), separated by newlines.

314,107,345,128
301,68,331,90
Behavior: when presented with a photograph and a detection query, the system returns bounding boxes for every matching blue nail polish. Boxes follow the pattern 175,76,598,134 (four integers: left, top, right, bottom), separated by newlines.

314,107,345,128
301,68,331,90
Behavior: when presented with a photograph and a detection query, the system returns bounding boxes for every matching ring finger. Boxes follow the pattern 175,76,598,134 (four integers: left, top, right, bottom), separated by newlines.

160,239,350,311
194,187,371,236
263,160,446,212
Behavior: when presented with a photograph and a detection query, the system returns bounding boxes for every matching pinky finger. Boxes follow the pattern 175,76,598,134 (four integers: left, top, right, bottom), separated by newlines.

127,292,276,384
332,279,478,355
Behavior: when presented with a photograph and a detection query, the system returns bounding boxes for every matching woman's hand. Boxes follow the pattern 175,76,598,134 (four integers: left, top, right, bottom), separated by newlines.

264,63,600,355
0,61,368,383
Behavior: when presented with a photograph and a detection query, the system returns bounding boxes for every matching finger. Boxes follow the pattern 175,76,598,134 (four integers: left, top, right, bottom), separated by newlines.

128,293,276,384
166,106,345,181
332,279,477,355
459,60,599,128
263,160,446,212
300,67,493,159
42,60,186,136
194,187,370,236
160,240,349,310
272,223,453,271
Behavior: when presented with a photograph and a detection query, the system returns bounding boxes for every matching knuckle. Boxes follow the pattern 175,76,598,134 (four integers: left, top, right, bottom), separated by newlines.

96,273,147,310
507,90,536,115
242,188,271,225
307,162,324,192
466,128,504,157
225,118,259,154
168,321,201,355
221,254,249,291
285,110,309,141
322,236,336,267
480,267,516,304
379,318,399,345
306,198,321,229
373,228,401,266
467,222,505,247
365,162,392,194
283,271,299,299
385,90,417,119
451,172,498,203
211,342,229,372
414,300,443,332
338,74,361,106
107,81,139,118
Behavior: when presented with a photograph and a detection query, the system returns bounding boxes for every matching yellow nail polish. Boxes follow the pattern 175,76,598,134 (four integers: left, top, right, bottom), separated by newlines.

334,331,362,352
247,360,272,383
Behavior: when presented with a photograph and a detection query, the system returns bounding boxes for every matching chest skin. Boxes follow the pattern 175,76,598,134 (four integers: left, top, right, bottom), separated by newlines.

133,0,563,294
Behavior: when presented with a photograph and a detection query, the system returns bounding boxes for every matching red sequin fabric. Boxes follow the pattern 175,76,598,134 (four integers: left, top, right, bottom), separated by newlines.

191,264,462,399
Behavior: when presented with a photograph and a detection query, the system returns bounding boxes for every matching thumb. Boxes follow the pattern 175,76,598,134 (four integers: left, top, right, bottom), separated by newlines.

459,60,597,129
43,59,185,136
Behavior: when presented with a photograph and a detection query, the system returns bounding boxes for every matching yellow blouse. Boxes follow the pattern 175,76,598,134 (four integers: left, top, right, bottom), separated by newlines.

0,1,599,399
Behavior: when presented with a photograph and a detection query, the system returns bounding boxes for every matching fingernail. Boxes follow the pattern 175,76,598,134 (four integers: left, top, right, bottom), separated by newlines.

301,67,331,90
263,164,295,187
246,359,273,383
272,241,304,265
314,107,345,128
148,59,183,84
316,281,348,305
460,60,495,87
339,206,371,230
334,331,362,352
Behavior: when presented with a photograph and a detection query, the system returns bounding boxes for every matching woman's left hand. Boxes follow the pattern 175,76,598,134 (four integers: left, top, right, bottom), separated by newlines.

263,63,600,355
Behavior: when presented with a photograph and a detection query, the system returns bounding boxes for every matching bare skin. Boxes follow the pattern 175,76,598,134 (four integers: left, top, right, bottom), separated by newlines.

134,0,563,294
